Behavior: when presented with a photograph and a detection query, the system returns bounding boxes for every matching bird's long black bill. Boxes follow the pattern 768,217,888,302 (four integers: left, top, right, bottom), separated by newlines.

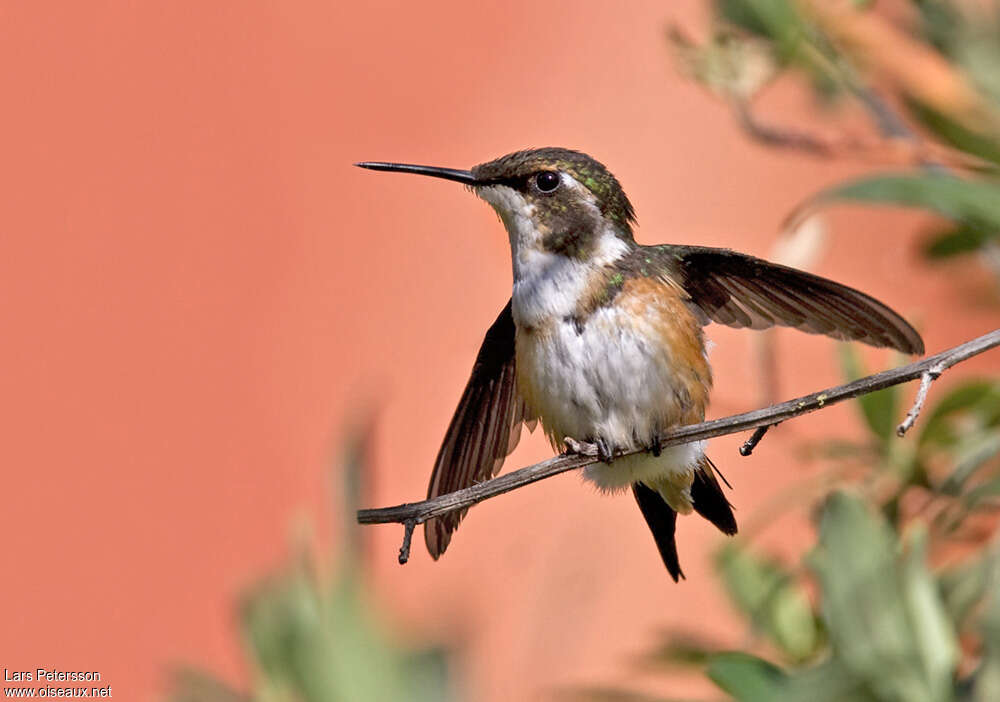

355,161,479,185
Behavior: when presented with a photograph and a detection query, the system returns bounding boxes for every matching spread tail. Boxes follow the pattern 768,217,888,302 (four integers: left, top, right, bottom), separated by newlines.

633,457,737,581
632,482,684,582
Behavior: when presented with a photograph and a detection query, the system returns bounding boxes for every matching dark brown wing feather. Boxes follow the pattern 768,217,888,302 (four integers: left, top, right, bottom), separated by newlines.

425,299,531,559
645,246,924,355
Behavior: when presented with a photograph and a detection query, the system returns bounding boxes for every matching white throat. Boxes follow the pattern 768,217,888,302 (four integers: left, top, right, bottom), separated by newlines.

476,180,631,329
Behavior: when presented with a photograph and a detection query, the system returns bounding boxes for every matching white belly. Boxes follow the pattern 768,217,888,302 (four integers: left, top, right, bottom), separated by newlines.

516,306,706,497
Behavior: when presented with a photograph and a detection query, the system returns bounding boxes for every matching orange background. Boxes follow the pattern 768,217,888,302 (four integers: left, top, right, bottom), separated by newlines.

1,2,996,701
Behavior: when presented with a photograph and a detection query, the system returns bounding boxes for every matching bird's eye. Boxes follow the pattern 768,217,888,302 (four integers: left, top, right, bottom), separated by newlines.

534,171,560,193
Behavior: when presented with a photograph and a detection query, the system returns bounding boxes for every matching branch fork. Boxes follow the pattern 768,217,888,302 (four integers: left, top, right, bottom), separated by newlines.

897,363,946,437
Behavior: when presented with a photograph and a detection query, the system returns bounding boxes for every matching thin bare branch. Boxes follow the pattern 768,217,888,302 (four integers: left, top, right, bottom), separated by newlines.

739,424,775,456
896,364,945,437
398,520,416,565
732,100,835,156
358,330,1000,558
850,84,914,142
730,97,961,168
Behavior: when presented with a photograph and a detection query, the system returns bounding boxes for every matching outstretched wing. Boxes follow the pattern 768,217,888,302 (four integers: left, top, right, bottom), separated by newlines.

425,299,532,559
640,245,924,355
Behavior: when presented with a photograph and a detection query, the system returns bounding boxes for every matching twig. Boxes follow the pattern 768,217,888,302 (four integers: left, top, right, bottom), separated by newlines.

740,424,775,456
398,520,416,564
731,97,952,168
896,364,944,437
732,100,835,156
357,330,1000,554
849,84,914,142
849,83,954,173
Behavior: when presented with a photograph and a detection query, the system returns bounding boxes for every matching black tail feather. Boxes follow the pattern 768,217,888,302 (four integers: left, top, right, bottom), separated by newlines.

632,482,684,582
691,460,738,536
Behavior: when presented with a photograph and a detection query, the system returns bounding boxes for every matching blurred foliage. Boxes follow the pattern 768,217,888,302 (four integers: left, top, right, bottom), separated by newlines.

595,2,1000,701
607,371,1000,702
670,0,1000,279
166,426,456,702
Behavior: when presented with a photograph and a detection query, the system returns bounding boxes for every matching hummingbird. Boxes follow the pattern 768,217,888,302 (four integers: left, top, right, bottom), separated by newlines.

357,148,923,581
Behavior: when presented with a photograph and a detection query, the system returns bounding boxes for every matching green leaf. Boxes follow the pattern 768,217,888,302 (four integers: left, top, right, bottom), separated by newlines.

643,631,722,668
973,564,1000,702
807,492,908,680
807,492,958,702
919,381,1000,449
839,345,899,444
241,564,345,701
401,648,454,702
239,546,452,702
707,652,787,702
900,528,960,700
808,173,1000,229
938,553,996,630
711,0,845,96
778,660,876,702
905,99,1000,167
912,0,963,56
164,425,455,702
939,431,1000,496
956,28,1000,109
964,477,1000,507
716,544,821,661
714,0,802,46
922,224,998,259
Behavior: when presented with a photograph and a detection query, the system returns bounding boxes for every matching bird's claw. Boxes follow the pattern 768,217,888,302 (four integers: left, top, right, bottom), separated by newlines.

596,437,614,464
648,435,662,457
564,436,615,463
563,437,589,456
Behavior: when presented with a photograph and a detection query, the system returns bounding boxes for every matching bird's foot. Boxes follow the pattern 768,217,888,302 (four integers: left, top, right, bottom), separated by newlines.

563,436,616,463
595,437,615,464
648,435,663,457
563,437,590,456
